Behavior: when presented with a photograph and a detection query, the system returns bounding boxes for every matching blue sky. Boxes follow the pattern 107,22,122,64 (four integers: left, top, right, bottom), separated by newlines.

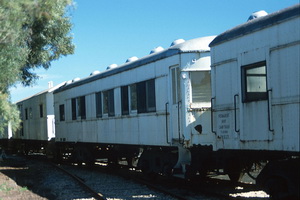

10,0,299,102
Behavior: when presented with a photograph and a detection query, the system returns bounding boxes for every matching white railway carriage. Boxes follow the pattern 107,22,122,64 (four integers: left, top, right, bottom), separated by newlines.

53,36,216,174
209,4,299,198
12,82,65,153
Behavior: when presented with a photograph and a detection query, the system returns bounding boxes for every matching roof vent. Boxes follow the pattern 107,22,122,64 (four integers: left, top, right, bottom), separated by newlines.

72,77,80,82
247,10,268,21
126,56,138,63
150,46,164,54
106,64,118,70
66,80,72,85
170,39,185,47
90,70,100,76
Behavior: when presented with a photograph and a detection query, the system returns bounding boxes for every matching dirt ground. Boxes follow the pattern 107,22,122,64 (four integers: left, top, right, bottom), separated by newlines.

0,157,47,200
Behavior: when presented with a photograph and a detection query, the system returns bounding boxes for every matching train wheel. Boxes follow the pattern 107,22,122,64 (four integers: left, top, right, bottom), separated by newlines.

228,171,244,182
264,177,291,200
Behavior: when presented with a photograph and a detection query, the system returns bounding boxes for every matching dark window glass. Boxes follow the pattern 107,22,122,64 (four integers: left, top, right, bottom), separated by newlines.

146,79,156,112
137,79,156,113
242,61,267,102
95,92,102,118
77,96,86,119
39,104,43,118
121,86,129,115
59,104,65,121
72,98,77,120
25,108,28,120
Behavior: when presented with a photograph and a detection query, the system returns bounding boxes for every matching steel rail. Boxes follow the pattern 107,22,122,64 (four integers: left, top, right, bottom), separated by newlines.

52,163,106,200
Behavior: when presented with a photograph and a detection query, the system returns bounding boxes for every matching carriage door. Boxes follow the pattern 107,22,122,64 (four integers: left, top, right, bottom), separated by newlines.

169,65,182,142
239,61,272,141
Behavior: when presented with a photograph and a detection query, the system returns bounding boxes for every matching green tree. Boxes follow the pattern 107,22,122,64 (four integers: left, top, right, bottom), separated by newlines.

0,0,75,134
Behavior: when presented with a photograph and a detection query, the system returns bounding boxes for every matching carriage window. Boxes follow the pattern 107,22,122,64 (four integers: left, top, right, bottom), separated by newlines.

146,79,156,112
103,89,115,116
95,92,102,118
130,84,137,112
71,98,76,120
171,67,181,104
121,86,129,115
242,61,267,102
25,108,28,120
59,104,65,121
191,71,211,103
77,96,86,119
39,104,43,118
137,79,156,113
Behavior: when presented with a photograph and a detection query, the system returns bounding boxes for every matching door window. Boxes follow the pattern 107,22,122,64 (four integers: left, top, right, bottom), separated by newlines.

242,61,267,102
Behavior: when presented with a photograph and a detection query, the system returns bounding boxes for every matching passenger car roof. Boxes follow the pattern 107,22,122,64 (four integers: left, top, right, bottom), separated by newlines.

54,36,216,93
209,4,300,47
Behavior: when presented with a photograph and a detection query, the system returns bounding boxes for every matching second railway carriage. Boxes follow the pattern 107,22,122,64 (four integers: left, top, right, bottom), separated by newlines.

12,82,65,154
209,4,300,199
53,36,216,175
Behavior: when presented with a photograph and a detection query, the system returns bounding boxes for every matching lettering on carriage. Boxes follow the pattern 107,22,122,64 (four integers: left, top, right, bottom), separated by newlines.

217,112,230,138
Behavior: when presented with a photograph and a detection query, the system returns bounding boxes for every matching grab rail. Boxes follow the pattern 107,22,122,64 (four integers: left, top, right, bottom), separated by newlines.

165,102,170,144
267,89,274,132
178,101,184,144
234,94,240,133
211,97,216,134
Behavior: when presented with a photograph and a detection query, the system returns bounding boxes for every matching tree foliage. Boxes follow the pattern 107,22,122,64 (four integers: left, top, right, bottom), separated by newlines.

0,0,75,134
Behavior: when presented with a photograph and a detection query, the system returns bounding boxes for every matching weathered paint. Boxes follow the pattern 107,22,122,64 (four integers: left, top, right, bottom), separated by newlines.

210,4,300,152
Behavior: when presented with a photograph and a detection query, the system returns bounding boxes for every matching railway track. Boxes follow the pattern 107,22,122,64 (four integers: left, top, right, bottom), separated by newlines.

59,160,268,200
52,163,106,200
1,154,269,200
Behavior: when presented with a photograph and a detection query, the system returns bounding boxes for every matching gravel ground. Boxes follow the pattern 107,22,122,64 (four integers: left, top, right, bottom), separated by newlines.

0,155,178,200
61,165,178,200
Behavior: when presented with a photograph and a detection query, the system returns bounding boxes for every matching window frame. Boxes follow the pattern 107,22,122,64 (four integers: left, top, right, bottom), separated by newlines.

241,61,268,102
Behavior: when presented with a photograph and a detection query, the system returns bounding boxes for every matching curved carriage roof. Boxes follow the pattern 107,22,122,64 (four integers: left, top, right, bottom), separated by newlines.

15,82,66,104
54,36,215,93
209,4,300,47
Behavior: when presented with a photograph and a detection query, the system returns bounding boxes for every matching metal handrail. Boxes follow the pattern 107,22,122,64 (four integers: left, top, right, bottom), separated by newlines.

211,97,216,134
165,102,170,144
234,94,240,133
267,89,274,132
